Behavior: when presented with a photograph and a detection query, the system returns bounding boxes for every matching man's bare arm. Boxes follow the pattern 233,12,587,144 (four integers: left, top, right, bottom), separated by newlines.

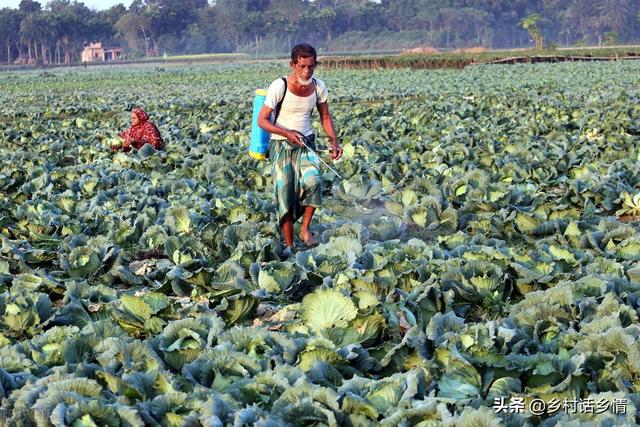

318,102,342,160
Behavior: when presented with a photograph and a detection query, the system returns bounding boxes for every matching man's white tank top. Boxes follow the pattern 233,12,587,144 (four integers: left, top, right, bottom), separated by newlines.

264,77,328,140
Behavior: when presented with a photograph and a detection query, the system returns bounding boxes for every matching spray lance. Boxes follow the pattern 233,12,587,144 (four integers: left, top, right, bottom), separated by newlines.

298,134,343,180
299,134,391,223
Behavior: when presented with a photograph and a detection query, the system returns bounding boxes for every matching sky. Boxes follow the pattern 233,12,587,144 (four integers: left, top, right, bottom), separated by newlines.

0,0,127,10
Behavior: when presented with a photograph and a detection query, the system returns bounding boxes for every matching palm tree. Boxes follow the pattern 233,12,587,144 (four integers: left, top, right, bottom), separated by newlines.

597,0,631,38
20,13,37,62
519,13,544,49
115,13,152,56
38,13,55,64
20,13,54,64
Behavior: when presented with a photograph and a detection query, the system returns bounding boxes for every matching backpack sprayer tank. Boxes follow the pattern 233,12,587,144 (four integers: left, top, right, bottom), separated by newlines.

249,89,270,160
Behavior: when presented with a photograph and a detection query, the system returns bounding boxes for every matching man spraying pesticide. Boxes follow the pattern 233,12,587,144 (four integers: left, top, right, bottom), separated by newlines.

255,43,343,258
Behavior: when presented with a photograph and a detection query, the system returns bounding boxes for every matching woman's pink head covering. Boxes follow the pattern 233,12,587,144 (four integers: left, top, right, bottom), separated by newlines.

132,108,148,123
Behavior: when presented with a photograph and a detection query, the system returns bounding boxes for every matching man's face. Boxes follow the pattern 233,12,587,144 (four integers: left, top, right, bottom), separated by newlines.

291,56,316,85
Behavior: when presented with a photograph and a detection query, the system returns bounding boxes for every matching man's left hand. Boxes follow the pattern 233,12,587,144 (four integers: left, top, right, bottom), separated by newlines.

330,143,343,161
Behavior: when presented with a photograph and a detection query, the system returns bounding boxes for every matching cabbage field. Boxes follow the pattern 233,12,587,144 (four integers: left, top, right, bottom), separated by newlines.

1,60,640,426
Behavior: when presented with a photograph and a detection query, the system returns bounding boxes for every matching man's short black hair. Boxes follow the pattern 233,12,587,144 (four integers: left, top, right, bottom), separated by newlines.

291,44,317,63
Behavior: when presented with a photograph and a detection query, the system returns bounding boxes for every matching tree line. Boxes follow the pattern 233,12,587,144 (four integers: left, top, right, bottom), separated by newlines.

1,0,639,65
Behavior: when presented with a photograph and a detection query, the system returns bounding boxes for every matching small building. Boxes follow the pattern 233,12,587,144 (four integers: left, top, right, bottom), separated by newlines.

81,43,123,62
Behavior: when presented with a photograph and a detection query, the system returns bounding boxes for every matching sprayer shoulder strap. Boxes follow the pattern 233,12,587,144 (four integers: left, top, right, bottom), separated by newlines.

312,78,320,109
273,77,287,124
273,77,320,124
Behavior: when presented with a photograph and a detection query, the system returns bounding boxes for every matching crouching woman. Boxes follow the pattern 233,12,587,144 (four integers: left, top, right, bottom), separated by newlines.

113,108,164,152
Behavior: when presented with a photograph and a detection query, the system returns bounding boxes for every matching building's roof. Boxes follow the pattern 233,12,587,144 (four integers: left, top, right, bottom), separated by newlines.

82,44,122,52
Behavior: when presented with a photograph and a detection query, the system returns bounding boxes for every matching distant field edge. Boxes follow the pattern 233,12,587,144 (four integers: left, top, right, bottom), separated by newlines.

147,53,249,62
317,46,640,70
0,52,251,71
2,46,640,71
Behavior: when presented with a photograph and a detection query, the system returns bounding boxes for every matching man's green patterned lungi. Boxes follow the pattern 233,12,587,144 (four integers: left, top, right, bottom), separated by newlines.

269,134,322,225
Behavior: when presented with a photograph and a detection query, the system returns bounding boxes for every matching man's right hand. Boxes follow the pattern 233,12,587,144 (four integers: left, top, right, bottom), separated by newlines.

286,130,305,147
